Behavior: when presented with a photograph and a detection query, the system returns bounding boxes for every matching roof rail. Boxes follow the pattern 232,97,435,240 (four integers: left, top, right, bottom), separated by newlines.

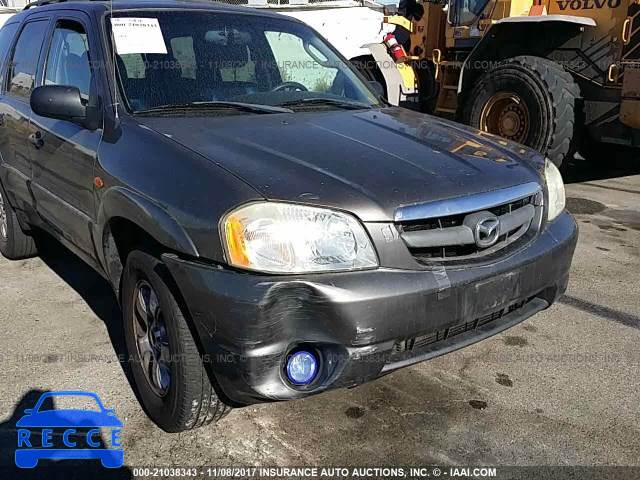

23,0,98,10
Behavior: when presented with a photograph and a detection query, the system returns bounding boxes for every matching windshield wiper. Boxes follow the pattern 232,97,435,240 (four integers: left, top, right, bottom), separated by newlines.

279,98,372,110
135,101,294,115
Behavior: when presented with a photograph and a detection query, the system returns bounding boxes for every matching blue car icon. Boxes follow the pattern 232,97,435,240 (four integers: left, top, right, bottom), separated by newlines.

15,391,124,468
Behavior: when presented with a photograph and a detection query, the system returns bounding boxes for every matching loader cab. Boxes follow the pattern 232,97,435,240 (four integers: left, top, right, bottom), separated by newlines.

449,0,490,26
446,0,499,49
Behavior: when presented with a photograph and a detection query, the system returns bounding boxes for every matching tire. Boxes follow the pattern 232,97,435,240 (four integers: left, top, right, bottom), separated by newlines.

122,250,231,432
0,185,37,260
463,56,580,168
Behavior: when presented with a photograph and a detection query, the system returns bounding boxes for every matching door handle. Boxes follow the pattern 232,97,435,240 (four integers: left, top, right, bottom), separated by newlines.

28,131,44,149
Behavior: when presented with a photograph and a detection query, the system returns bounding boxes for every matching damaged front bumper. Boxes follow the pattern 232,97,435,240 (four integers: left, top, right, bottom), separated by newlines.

162,211,578,405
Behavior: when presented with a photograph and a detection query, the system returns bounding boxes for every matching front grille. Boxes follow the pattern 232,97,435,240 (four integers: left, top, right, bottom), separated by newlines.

391,297,533,357
400,197,531,233
395,184,542,263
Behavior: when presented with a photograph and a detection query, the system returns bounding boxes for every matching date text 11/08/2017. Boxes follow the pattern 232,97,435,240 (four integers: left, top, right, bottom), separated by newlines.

131,467,498,478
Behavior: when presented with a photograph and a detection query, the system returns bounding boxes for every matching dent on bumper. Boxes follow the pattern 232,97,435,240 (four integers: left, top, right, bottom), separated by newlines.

162,211,578,405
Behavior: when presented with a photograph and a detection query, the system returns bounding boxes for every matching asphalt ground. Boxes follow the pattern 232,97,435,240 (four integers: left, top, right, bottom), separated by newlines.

0,156,638,479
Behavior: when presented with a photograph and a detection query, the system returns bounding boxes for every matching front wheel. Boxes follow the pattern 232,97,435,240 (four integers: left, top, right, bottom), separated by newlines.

463,56,580,168
122,250,231,432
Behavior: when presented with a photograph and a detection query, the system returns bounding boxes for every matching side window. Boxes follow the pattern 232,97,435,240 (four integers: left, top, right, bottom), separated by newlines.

7,20,48,99
44,20,91,99
0,23,19,89
454,0,490,25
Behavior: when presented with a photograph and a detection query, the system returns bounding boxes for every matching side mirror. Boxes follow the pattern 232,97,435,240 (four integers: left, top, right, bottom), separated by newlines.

30,85,87,125
369,80,385,98
23,409,34,415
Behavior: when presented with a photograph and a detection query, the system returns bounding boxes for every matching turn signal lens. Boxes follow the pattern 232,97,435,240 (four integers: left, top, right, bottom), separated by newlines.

224,216,250,267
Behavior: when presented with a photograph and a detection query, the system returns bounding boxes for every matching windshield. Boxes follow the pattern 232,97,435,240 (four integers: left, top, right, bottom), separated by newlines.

108,11,380,113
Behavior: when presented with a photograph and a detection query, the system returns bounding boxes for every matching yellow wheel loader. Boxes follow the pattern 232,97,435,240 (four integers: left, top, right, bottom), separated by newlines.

362,0,640,167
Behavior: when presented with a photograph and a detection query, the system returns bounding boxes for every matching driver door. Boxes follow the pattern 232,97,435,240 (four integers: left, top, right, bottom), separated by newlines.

29,13,103,256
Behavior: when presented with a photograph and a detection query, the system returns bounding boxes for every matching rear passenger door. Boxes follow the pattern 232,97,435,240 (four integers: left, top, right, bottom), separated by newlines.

0,19,49,215
29,12,103,256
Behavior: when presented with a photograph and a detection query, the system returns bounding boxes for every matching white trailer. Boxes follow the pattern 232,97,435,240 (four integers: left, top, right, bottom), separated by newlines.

226,0,393,64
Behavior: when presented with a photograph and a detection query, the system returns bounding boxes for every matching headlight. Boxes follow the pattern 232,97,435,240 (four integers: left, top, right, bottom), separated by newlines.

545,159,566,221
222,202,378,273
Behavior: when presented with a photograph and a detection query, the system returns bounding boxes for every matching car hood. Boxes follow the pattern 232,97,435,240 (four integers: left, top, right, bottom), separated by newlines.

136,107,545,222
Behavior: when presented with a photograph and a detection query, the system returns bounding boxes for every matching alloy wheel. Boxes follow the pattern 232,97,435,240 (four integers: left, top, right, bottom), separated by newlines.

132,279,171,397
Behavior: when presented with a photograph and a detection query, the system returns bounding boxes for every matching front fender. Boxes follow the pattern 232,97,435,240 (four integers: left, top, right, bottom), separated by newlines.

95,186,199,269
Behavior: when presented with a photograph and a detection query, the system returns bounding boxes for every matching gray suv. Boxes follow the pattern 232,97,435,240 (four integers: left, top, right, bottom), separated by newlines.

0,0,577,432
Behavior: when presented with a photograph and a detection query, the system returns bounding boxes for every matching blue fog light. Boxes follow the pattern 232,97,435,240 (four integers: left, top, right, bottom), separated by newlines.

286,351,318,385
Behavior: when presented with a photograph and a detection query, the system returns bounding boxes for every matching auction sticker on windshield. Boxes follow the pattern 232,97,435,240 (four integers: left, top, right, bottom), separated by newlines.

111,17,168,54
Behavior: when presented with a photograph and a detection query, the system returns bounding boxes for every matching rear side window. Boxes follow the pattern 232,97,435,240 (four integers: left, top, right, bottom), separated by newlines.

7,20,48,99
0,22,19,89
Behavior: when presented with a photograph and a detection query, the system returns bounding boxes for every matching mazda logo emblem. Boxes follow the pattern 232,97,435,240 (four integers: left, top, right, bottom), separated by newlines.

475,216,501,248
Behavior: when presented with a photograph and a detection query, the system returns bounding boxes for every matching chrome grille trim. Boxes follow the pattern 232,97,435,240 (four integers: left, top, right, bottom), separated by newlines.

395,183,544,262
402,204,536,249
394,182,542,223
